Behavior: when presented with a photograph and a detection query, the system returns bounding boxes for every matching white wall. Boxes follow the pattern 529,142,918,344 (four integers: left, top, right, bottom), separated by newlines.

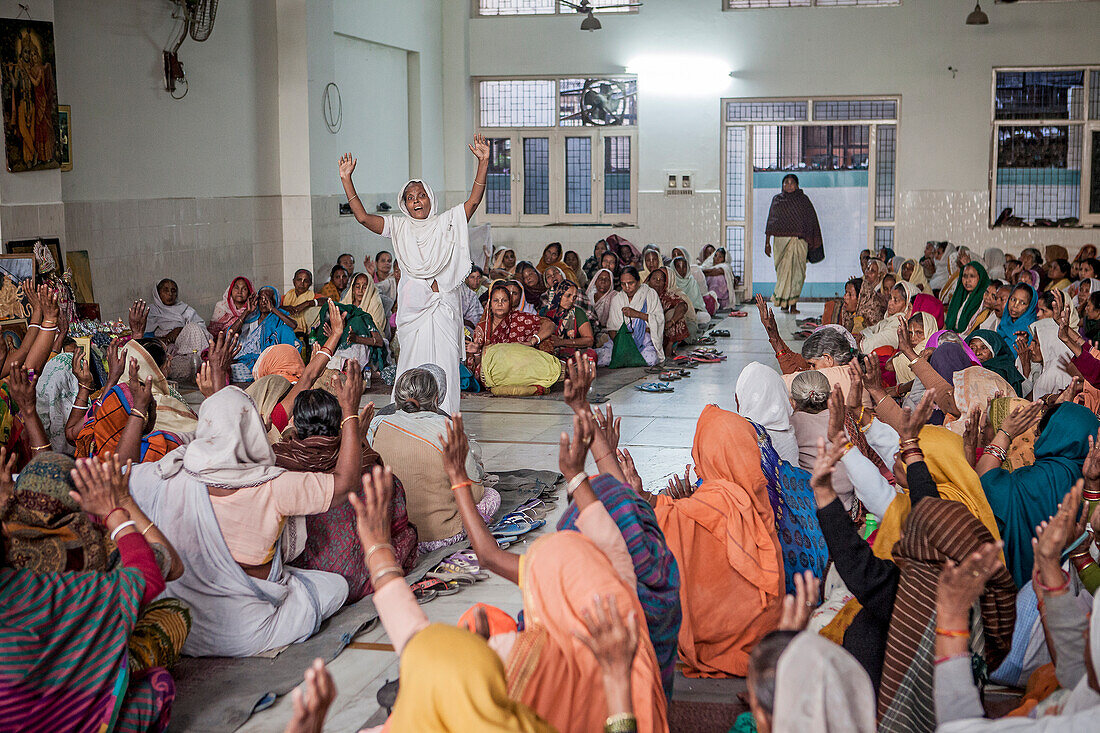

462,0,1100,265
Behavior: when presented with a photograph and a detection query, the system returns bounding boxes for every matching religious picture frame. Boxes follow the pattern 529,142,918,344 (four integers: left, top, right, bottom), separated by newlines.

0,19,61,172
58,103,70,171
0,255,32,322
0,318,27,350
6,237,63,274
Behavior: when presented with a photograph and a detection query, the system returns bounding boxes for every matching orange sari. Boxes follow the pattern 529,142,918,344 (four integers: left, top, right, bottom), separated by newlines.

506,531,668,733
654,405,783,677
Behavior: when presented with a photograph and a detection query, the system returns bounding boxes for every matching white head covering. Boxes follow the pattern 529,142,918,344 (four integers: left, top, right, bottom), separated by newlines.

585,268,616,326
772,632,876,733
735,361,799,464
388,179,471,293
983,247,1006,280
342,272,387,331
160,386,285,489
147,281,203,336
1031,318,1074,400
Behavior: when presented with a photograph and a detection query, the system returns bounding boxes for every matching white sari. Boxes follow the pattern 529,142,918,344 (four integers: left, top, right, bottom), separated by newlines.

382,179,471,415
606,284,666,363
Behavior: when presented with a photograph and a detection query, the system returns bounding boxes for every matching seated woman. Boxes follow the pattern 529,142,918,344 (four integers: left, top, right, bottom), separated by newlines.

230,286,300,382
146,278,207,381
75,377,180,463
701,248,736,308
542,280,596,362
311,273,385,378
342,272,387,342
129,379,364,657
274,390,417,603
602,267,666,368
564,249,587,288
70,339,198,442
503,280,537,315
36,340,80,455
209,275,253,338
944,261,991,335
672,246,719,316
640,247,663,283
582,240,606,281
541,263,567,304
281,269,321,337
967,329,1025,396
608,234,641,270
653,406,783,677
848,260,888,334
0,455,183,732
368,368,497,553
645,267,690,353
535,241,578,283
247,304,345,441
671,255,713,325
997,283,1039,358
858,282,915,355
517,262,547,311
489,246,517,280
585,267,616,330
465,281,559,396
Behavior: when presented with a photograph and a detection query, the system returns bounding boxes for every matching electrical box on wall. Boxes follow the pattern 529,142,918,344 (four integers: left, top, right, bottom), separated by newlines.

665,171,694,196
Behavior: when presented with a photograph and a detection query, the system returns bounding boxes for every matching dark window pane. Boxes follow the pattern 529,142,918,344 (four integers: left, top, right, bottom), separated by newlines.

995,70,1085,120
565,137,592,214
523,138,550,215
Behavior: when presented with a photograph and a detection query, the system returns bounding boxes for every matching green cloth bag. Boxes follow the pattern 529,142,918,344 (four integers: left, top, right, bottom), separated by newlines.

608,322,648,368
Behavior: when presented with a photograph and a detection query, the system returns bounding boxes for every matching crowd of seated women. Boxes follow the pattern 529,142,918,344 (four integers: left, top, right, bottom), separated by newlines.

7,236,1100,733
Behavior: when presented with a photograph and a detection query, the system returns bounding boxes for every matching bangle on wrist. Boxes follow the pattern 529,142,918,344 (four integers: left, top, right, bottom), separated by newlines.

450,480,473,492
365,542,394,565
997,427,1013,441
129,409,146,422
566,471,587,496
104,507,129,525
79,383,96,391
1035,568,1069,594
340,414,359,429
109,520,138,541
71,402,89,410
316,348,332,359
934,627,970,638
370,565,403,580
935,653,970,665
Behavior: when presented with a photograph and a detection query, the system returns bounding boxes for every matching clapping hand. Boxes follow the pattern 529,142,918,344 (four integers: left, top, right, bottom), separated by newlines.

616,448,643,493
574,595,638,679
936,541,1005,621
563,354,596,416
1001,401,1044,440
592,405,621,454
664,465,695,499
7,363,37,413
559,413,593,480
128,300,149,336
898,389,937,443
347,464,395,551
440,414,471,483
284,659,336,733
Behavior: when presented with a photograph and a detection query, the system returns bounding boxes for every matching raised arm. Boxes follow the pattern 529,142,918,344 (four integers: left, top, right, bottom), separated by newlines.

23,286,62,375
3,280,42,378
8,364,50,456
442,413,520,583
277,301,344,414
328,363,367,506
338,153,386,235
113,361,154,465
563,354,627,484
65,351,98,445
464,134,491,222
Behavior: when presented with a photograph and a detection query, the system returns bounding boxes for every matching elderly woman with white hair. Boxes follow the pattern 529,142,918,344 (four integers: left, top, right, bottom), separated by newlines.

368,366,498,553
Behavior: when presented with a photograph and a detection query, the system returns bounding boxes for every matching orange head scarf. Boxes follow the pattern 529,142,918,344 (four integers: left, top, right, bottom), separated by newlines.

251,344,305,384
510,531,668,733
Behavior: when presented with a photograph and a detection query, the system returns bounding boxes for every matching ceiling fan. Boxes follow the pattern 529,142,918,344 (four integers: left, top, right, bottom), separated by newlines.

560,0,643,32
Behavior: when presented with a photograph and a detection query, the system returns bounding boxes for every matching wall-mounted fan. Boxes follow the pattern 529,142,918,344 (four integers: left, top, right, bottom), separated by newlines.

560,1,643,32
559,79,631,125
163,0,220,99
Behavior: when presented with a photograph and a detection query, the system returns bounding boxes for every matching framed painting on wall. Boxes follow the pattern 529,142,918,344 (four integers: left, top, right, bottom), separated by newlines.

0,19,61,172
0,318,27,350
58,103,70,171
6,237,62,275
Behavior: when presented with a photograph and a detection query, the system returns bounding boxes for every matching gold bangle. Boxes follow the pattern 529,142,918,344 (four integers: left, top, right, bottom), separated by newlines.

340,414,359,429
129,410,147,421
141,522,154,536
472,178,487,186
30,443,51,452
348,194,360,203
79,383,96,391
875,393,891,408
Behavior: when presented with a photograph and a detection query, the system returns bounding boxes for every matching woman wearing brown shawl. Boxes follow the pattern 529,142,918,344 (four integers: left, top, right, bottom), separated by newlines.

764,174,824,313
847,260,888,334
646,267,690,350
274,390,417,603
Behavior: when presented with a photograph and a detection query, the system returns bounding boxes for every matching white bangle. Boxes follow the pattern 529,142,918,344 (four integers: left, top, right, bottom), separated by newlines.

38,325,58,333
533,335,541,345
566,471,587,496
109,520,137,541
316,348,332,359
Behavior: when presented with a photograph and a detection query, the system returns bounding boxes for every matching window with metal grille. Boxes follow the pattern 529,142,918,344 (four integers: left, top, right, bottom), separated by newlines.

725,226,746,279
990,66,1100,227
477,1,637,15
726,126,746,221
726,0,897,7
752,125,869,171
875,125,896,221
477,76,637,224
726,101,807,122
874,226,894,252
814,99,897,121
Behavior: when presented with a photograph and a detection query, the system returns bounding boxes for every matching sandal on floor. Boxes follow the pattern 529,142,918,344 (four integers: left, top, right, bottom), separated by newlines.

658,371,681,381
635,382,674,393
411,577,460,597
410,583,438,605
435,560,489,581
710,329,730,337
689,355,722,364
730,311,748,317
645,366,666,374
426,570,477,586
491,518,534,538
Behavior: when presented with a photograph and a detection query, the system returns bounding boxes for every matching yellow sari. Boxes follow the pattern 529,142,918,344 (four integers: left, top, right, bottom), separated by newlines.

281,288,319,333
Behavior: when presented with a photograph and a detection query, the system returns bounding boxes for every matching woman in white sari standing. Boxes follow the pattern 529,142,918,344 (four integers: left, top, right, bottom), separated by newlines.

338,136,491,414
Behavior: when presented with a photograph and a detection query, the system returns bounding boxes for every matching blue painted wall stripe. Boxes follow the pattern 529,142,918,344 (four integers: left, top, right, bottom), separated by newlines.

753,170,868,189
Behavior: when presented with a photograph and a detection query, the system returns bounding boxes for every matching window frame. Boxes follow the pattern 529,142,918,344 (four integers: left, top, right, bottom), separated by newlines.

720,94,901,297
473,0,640,18
723,0,900,9
989,65,1100,227
475,75,639,226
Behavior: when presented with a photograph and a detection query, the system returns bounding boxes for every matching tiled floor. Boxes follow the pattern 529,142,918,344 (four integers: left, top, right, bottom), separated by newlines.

236,304,818,732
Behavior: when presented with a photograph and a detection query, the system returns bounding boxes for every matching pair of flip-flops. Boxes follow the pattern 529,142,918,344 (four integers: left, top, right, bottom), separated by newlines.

710,329,731,337
409,577,461,604
636,382,674,393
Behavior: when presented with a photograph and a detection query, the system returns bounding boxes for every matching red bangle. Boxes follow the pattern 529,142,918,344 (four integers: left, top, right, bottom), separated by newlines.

450,480,473,492
934,628,970,638
1034,569,1069,594
592,451,611,463
104,507,129,525
934,653,970,665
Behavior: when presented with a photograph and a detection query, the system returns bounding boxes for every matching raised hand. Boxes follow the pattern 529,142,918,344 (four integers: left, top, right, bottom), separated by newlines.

105,338,126,384
40,286,60,323
664,465,694,499
559,413,593,480
334,360,364,417
440,414,471,482
962,408,981,468
363,254,376,276
898,389,937,443
128,300,149,336
20,278,39,315
1015,333,1031,363
326,299,346,337
6,363,37,413
1032,481,1084,571
778,570,822,632
128,358,154,414
71,350,94,387
754,293,778,336
69,456,130,520
826,384,846,446
616,448,643,493
574,594,638,679
1001,401,1044,440
563,353,595,415
1056,376,1084,405
196,361,219,399
357,401,376,445
1083,429,1100,482
284,658,337,733
810,437,848,505
856,351,883,393
845,362,863,412
592,405,621,454
338,152,357,180
0,447,17,503
936,541,1005,620
468,133,490,162
347,464,395,551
